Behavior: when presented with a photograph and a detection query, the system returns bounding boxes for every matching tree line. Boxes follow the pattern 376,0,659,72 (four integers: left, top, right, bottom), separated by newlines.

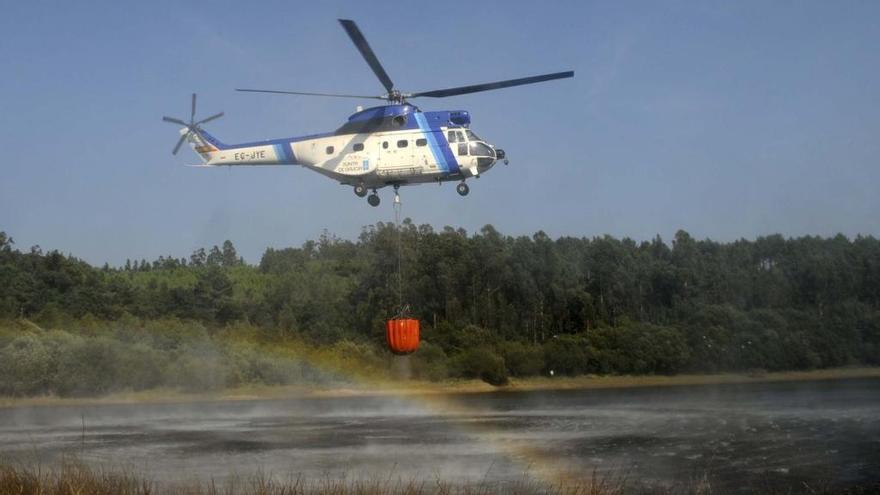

1,224,878,390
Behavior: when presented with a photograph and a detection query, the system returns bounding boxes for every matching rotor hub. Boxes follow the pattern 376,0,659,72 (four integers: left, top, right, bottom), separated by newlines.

386,89,406,104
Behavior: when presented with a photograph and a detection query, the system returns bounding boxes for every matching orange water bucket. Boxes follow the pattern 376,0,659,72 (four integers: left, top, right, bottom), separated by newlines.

385,318,420,355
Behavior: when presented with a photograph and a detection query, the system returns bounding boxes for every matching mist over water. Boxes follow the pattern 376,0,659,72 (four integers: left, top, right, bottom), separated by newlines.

1,378,878,492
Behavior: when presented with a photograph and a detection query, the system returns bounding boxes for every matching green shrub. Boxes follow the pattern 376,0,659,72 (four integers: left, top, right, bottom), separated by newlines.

588,323,690,375
450,346,508,386
140,318,210,351
0,334,52,395
172,354,228,392
501,341,544,377
54,337,126,396
410,341,450,381
225,341,300,386
543,335,590,376
34,303,66,330
119,343,168,390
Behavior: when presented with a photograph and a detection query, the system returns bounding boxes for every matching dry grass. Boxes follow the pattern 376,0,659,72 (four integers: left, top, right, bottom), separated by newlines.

2,461,877,495
0,461,148,495
0,460,639,495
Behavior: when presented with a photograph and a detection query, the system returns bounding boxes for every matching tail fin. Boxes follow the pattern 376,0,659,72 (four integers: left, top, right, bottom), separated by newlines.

181,128,227,163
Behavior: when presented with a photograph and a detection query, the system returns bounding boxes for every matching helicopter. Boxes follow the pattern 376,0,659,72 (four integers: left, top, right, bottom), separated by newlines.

163,19,573,207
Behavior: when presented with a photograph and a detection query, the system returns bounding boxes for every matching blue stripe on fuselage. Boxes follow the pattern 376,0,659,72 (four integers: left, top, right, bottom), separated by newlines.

272,142,297,164
413,112,459,175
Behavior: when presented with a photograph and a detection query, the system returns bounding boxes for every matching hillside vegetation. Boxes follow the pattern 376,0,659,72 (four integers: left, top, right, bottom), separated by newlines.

1,224,878,396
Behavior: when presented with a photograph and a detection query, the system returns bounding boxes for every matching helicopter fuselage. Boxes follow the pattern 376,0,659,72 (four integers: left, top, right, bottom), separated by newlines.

186,104,504,191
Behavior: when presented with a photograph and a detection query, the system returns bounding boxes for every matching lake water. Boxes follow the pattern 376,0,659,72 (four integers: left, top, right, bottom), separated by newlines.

1,377,878,492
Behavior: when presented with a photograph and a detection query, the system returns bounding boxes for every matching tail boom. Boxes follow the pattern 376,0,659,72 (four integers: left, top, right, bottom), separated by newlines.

183,129,299,166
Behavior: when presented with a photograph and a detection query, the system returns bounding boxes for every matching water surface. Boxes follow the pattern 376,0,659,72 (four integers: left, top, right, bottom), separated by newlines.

1,377,878,492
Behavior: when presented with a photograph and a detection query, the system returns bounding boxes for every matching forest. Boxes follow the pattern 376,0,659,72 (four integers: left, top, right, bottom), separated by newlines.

1,223,879,396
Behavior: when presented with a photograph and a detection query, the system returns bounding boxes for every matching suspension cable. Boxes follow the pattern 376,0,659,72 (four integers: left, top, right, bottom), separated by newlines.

393,191,404,315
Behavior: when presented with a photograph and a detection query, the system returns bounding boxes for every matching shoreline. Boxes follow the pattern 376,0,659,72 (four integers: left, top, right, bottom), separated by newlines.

1,366,877,409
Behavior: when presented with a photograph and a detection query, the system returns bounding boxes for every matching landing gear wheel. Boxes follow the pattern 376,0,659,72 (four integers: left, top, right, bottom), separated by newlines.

354,184,368,197
367,194,381,207
456,182,470,196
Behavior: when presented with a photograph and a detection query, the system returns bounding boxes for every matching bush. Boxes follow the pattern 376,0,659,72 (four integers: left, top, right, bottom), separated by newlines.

330,339,385,377
172,354,228,392
861,311,880,365
543,335,590,376
450,346,508,386
0,334,52,395
119,343,168,390
410,341,450,381
54,337,126,396
0,322,377,398
501,341,544,377
226,341,301,386
140,318,210,351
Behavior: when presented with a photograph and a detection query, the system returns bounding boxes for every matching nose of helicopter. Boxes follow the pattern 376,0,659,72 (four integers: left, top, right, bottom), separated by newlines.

474,144,507,174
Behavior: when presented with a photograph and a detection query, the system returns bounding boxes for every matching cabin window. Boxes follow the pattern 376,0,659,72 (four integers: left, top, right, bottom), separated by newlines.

469,141,494,157
465,130,481,141
397,140,408,148
353,143,364,152
416,138,427,147
326,146,334,155
447,131,457,143
382,141,389,149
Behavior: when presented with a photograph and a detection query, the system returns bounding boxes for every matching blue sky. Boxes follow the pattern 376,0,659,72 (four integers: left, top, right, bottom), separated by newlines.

1,1,878,265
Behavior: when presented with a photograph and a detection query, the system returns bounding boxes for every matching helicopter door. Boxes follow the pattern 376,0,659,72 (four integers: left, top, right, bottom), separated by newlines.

415,137,430,167
378,139,390,167
394,138,413,168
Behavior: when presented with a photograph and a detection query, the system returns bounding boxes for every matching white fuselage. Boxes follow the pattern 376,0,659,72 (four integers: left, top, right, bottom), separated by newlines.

187,123,499,190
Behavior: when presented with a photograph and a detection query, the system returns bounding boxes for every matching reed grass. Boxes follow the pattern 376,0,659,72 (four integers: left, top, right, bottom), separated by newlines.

1,460,875,495
0,459,636,495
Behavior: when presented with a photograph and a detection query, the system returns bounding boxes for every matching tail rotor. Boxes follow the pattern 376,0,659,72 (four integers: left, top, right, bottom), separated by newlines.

162,93,224,155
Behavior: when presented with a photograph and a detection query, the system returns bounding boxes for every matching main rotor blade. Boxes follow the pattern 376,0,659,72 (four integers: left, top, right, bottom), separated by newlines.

196,112,224,125
410,71,575,98
172,132,189,155
338,19,394,94
163,116,188,126
236,88,386,100
190,93,197,122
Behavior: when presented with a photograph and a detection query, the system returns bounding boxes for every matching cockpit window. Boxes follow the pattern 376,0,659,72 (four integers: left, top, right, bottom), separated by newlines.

447,131,457,143
465,130,481,141
455,131,465,142
469,141,494,157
